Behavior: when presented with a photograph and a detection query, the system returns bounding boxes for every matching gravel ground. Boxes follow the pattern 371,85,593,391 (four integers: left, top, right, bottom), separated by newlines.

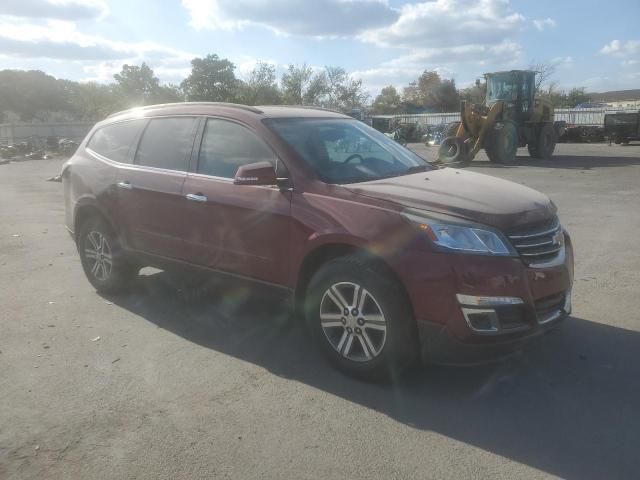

1,143,640,480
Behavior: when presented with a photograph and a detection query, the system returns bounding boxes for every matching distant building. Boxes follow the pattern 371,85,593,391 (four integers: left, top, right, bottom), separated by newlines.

603,99,640,109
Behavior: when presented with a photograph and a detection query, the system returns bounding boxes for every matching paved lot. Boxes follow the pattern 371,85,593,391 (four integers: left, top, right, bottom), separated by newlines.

1,143,640,480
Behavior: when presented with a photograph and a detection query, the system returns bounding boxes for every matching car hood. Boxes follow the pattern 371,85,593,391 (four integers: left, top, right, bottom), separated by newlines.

344,168,556,231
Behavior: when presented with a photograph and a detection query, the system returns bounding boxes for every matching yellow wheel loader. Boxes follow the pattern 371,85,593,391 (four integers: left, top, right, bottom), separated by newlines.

438,70,558,166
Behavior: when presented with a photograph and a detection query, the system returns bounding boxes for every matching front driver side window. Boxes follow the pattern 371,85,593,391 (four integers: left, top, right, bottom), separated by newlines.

198,119,281,178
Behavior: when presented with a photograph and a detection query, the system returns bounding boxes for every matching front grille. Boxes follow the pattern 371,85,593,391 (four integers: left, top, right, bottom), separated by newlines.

507,216,563,266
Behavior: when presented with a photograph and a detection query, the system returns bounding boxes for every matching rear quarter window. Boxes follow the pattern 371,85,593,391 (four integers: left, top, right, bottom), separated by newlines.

87,119,147,163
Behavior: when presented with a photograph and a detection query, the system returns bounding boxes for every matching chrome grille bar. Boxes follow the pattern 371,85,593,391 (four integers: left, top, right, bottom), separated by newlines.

507,217,563,266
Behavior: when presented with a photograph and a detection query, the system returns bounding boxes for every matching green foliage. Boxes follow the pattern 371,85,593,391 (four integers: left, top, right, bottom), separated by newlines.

113,63,160,106
62,81,123,120
279,64,368,111
181,54,239,102
240,62,282,105
538,85,592,108
281,64,314,105
402,70,460,112
1,55,597,122
459,78,486,105
372,86,402,114
566,87,591,107
0,70,71,121
334,77,369,111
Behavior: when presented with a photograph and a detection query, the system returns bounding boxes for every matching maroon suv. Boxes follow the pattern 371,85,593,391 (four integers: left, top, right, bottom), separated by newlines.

63,103,574,379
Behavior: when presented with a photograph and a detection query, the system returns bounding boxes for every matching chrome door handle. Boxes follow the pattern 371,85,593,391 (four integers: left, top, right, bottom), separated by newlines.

117,181,132,190
185,193,208,203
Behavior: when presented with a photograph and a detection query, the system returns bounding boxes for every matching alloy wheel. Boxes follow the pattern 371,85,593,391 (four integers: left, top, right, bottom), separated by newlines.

319,282,387,362
84,231,113,281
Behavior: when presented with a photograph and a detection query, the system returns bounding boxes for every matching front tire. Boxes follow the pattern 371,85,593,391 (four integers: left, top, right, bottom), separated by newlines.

304,255,418,381
485,120,518,163
77,217,138,294
528,123,556,159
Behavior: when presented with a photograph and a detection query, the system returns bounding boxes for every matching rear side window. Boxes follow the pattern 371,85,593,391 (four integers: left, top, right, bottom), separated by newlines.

87,120,146,163
198,119,279,178
135,117,197,171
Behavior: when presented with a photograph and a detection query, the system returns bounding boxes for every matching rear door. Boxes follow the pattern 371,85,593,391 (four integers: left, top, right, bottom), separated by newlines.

182,118,292,286
116,116,198,260
83,118,147,232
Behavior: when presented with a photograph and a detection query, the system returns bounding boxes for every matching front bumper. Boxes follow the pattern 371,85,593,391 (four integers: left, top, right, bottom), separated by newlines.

393,233,575,364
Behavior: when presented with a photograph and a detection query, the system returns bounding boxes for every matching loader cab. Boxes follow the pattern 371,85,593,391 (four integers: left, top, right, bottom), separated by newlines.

485,70,536,122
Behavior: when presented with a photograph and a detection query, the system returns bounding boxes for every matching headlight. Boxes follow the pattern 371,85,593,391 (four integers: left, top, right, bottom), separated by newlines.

403,212,513,256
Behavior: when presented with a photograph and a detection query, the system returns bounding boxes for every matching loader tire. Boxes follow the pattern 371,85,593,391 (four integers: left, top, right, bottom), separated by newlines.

438,136,469,167
528,123,556,159
486,121,518,164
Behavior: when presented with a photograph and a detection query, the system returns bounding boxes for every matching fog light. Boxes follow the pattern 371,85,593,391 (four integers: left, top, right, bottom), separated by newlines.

456,294,524,307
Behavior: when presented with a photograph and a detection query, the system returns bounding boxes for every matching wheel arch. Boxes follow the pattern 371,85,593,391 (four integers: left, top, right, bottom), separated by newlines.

73,199,116,243
293,242,414,320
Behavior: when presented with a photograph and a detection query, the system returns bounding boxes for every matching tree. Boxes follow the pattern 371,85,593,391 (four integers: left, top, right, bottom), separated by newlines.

303,71,329,106
335,77,370,111
240,62,282,105
372,85,403,114
566,87,591,107
402,70,460,112
63,81,123,120
436,78,459,112
323,66,347,108
538,82,567,107
528,61,557,95
460,78,486,104
113,63,161,106
181,54,238,102
281,64,313,104
155,84,184,103
0,70,70,121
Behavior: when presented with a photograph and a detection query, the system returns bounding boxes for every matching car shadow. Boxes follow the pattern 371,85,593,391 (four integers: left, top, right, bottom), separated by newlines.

104,271,639,480
471,154,640,170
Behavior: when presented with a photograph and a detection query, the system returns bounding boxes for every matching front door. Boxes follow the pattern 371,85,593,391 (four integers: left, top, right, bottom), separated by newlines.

182,118,291,286
116,116,198,260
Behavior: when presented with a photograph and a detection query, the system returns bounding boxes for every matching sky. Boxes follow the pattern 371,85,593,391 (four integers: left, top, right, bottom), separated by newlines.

0,0,639,96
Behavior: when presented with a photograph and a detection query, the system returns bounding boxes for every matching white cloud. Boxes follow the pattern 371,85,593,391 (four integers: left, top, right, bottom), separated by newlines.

0,19,195,83
533,18,556,31
0,0,108,20
551,56,574,68
359,0,525,49
353,40,522,94
181,0,398,36
181,0,528,92
0,19,194,61
600,39,640,58
349,0,525,94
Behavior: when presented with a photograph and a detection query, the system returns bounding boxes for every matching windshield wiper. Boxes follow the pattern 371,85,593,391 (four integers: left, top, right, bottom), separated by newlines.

402,164,430,175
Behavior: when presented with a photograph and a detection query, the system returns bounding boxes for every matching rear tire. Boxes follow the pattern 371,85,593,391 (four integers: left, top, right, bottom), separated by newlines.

528,123,556,159
77,217,138,294
304,255,419,381
485,120,518,163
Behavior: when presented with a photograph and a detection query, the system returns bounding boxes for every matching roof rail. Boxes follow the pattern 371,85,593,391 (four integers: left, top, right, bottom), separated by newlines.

106,102,263,119
259,104,345,115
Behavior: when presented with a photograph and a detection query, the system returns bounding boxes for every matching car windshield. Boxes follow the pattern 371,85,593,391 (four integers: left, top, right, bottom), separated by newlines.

265,118,431,184
486,73,517,103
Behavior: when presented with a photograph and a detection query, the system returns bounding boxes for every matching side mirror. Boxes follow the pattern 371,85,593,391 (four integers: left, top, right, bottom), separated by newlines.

233,161,278,186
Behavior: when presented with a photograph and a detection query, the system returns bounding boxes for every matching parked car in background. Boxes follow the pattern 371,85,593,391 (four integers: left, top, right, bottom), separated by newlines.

63,102,574,380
